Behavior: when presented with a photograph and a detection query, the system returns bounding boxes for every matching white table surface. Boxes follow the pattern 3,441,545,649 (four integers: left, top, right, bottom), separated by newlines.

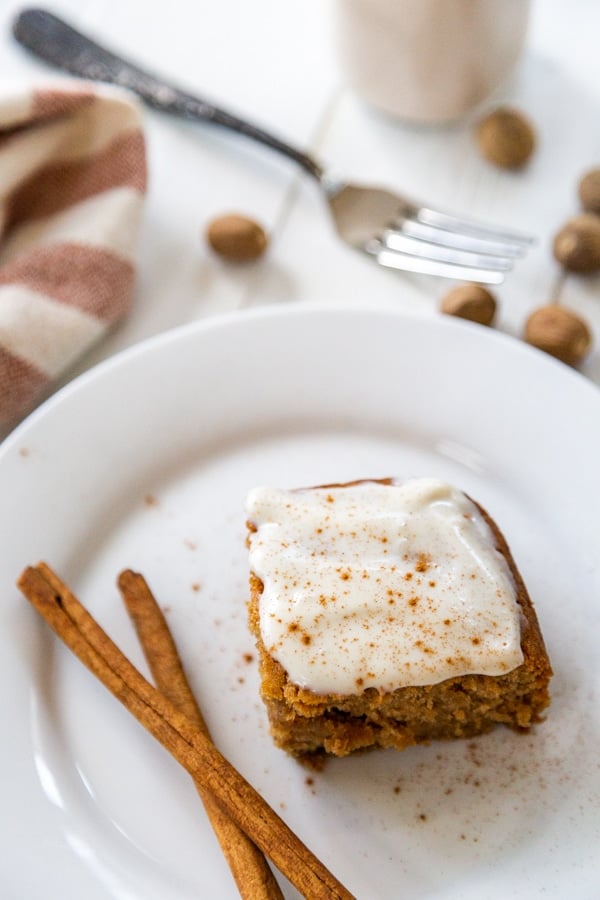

1,5,599,897
0,0,599,439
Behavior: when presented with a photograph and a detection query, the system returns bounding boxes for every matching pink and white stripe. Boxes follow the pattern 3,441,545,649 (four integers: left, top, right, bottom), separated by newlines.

0,82,147,425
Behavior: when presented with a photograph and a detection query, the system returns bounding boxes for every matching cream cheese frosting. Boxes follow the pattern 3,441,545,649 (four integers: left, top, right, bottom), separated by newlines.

246,479,524,695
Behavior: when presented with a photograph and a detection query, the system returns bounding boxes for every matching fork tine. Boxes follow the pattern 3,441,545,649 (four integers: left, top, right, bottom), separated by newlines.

414,206,534,246
365,239,506,284
383,229,513,271
396,217,527,258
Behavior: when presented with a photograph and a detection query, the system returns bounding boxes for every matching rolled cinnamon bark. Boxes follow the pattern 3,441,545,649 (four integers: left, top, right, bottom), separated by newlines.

18,564,354,900
117,569,283,900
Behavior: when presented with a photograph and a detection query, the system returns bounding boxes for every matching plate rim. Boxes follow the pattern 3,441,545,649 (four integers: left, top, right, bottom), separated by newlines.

2,302,599,460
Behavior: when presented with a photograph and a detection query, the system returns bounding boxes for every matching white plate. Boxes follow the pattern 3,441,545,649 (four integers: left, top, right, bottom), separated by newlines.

1,305,599,899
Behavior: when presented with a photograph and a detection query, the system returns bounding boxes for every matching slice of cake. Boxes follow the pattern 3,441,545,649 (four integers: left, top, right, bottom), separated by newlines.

246,478,552,759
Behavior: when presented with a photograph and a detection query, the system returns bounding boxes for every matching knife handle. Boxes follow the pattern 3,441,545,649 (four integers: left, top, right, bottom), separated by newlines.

13,7,323,180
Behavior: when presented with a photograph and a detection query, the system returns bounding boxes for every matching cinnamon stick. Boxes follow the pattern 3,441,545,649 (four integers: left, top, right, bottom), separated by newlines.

117,569,282,900
18,564,354,900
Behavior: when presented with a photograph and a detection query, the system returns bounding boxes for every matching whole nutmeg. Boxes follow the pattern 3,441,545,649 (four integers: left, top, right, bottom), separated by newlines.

524,305,592,366
553,214,600,273
578,167,600,215
206,214,268,262
475,107,536,169
439,284,497,326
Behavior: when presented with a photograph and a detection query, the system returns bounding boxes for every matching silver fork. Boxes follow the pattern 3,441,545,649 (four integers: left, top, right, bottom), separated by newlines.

14,8,533,284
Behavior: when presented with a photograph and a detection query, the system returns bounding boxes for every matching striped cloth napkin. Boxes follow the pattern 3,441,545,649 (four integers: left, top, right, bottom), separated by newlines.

0,81,147,427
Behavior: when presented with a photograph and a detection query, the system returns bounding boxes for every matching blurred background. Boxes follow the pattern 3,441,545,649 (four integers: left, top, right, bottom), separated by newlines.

1,0,599,386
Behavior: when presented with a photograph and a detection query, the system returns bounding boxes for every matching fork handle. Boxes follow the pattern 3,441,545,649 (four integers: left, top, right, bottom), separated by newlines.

13,7,324,180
